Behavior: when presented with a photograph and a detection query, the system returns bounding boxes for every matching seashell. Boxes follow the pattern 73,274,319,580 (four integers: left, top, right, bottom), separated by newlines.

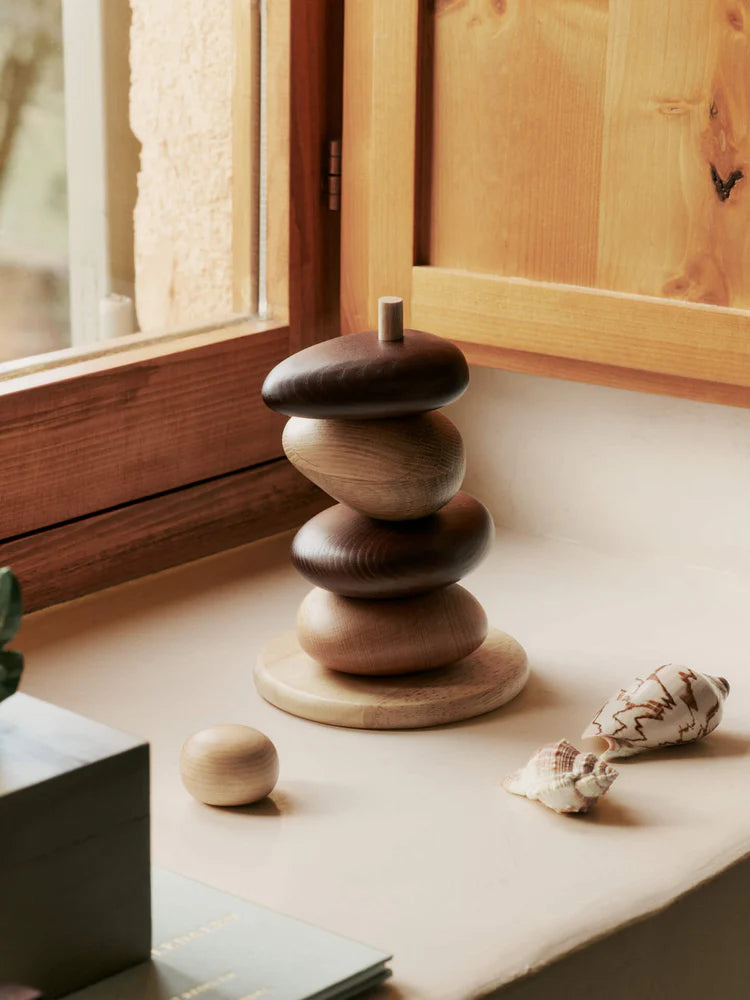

583,664,730,760
503,740,618,814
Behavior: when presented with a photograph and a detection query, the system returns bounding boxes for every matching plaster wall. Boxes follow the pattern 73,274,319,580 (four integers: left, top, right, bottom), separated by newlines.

130,0,234,333
449,367,750,576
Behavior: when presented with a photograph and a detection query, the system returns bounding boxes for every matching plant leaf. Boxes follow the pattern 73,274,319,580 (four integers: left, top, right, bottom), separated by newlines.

0,568,22,647
0,649,24,701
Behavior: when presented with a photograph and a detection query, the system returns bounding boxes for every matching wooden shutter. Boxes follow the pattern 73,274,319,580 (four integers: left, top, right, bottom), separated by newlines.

341,0,750,406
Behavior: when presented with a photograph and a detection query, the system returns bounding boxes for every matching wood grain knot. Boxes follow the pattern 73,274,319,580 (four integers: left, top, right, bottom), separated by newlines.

657,101,691,117
727,7,744,30
711,163,743,202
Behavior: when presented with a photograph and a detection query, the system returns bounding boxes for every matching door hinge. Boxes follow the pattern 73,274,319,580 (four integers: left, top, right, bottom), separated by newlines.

326,139,341,211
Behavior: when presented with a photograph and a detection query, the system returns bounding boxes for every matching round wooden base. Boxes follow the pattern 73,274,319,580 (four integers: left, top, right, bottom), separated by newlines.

254,627,529,730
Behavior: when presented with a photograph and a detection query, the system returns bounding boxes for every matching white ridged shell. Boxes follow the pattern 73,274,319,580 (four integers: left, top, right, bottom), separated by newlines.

583,664,730,760
503,740,618,814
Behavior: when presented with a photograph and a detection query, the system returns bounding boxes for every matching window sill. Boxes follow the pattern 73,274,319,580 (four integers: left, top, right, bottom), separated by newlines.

18,529,750,997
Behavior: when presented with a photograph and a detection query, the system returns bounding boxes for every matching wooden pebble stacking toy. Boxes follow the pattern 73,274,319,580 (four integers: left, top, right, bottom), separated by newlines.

255,296,529,729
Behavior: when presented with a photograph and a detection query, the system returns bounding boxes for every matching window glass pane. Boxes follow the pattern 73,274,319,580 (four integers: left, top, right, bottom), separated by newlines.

130,0,260,335
0,1,68,362
0,0,264,371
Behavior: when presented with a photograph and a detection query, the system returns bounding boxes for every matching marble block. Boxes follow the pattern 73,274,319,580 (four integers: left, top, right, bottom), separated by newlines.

0,694,151,998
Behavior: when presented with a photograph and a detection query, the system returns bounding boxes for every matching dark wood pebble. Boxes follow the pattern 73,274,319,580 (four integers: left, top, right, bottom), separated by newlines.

262,328,469,418
291,491,493,598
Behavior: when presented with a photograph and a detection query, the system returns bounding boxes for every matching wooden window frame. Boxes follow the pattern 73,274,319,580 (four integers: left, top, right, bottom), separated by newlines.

341,0,750,410
0,1,343,611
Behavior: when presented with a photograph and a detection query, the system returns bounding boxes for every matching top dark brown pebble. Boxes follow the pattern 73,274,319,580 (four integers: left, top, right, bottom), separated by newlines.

261,328,469,418
291,491,494,598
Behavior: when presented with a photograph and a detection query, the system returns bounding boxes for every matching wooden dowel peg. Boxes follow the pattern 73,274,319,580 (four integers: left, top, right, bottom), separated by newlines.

378,296,404,342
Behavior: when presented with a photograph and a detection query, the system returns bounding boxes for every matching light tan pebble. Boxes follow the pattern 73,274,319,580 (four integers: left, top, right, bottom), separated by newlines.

180,724,279,806
296,584,488,675
282,412,465,519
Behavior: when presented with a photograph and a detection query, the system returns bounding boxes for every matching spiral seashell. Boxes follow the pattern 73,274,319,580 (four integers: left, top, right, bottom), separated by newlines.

503,740,618,814
583,664,730,760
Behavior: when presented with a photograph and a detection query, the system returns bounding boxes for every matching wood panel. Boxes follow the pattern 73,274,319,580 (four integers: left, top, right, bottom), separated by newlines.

0,322,288,539
458,342,750,410
411,266,750,386
598,1,750,306
288,0,344,350
424,0,750,310
341,1,750,404
341,0,420,334
0,460,329,613
426,0,608,286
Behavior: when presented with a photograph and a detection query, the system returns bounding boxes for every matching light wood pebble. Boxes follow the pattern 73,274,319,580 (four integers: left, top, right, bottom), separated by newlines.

180,724,278,806
296,584,488,675
282,412,465,520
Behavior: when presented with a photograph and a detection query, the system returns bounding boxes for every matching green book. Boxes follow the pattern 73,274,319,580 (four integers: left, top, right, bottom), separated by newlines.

64,869,391,1000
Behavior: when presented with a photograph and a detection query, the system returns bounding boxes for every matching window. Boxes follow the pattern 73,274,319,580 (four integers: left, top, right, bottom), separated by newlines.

0,1,343,611
0,1,68,361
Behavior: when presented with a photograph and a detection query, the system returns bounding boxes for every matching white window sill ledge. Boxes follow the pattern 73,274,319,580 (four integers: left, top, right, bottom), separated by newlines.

19,529,750,999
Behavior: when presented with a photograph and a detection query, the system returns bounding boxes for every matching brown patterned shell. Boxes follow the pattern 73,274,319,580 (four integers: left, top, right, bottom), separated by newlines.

583,664,730,759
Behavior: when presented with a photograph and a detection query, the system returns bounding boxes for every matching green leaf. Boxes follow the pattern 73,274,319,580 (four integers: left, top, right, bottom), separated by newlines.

0,649,24,701
0,568,22,647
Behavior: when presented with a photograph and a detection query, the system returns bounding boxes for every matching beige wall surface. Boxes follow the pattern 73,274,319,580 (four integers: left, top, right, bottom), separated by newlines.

130,0,235,333
450,366,750,576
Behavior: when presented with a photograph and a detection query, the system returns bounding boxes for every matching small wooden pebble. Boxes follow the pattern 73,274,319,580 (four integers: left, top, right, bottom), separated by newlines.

296,584,488,675
282,412,465,520
291,492,494,598
180,725,278,806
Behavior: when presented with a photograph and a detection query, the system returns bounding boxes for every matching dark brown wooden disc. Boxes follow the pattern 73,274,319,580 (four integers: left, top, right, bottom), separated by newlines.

261,328,469,418
291,492,494,598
